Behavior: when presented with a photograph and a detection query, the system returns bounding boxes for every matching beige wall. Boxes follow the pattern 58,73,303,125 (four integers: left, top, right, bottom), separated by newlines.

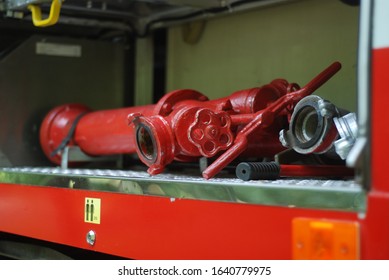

167,0,359,111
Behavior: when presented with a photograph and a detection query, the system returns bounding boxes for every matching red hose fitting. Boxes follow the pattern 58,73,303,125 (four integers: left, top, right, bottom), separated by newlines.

128,113,175,175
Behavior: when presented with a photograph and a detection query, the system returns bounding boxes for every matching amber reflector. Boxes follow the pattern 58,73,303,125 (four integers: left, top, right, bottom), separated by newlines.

292,218,359,260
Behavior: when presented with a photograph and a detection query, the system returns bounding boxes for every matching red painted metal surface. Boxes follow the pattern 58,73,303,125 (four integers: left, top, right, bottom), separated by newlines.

0,182,388,259
371,47,389,193
359,192,389,259
279,164,354,177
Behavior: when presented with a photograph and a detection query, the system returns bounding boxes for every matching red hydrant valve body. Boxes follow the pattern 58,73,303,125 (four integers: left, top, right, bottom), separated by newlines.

40,62,341,178
129,106,234,174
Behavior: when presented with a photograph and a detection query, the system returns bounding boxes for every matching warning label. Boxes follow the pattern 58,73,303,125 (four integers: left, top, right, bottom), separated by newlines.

84,198,101,224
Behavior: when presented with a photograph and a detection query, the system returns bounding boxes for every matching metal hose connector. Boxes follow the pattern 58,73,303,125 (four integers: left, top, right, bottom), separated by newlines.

279,95,348,157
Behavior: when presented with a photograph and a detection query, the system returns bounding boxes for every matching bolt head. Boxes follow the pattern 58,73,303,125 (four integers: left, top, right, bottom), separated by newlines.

86,230,96,246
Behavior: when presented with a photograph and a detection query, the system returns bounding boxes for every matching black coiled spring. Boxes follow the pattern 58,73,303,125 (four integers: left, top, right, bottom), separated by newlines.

236,162,280,181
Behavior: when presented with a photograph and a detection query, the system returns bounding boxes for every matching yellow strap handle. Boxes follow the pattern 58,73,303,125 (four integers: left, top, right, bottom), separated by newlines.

28,0,62,27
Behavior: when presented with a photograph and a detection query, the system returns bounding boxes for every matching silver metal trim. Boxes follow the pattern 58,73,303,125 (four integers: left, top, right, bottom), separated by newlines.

60,146,119,169
4,0,50,10
354,0,372,188
0,167,365,212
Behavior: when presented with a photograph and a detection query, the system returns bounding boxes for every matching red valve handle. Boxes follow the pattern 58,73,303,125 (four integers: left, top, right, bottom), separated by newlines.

202,62,342,179
188,109,233,157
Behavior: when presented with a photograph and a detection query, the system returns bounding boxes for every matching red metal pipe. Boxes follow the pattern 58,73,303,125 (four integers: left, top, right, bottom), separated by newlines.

40,103,156,164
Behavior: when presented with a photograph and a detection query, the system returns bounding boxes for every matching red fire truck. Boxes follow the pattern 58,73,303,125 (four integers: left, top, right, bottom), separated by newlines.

0,0,387,259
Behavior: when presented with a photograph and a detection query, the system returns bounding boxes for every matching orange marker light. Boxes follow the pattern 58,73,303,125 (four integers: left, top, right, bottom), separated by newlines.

292,218,359,260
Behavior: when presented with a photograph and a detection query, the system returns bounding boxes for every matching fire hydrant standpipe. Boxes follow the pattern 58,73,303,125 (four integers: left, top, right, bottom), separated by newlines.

40,86,287,168
40,62,341,178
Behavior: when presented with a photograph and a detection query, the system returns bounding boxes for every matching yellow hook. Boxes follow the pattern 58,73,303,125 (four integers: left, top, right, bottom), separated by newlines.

28,0,62,27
